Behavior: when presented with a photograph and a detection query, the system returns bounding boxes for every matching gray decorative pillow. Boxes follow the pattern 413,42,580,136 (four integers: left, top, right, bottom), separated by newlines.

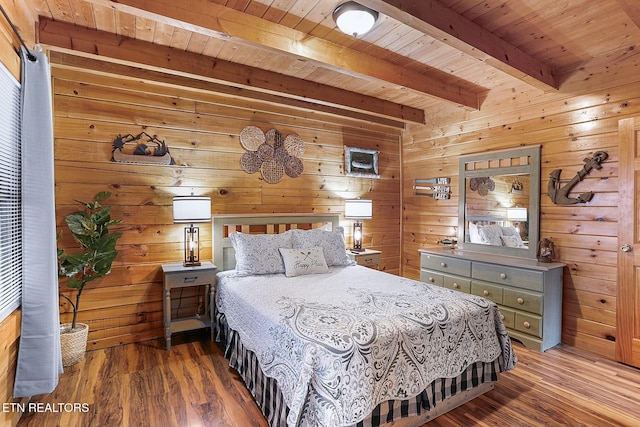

230,232,292,275
279,247,329,277
478,224,503,246
289,227,355,266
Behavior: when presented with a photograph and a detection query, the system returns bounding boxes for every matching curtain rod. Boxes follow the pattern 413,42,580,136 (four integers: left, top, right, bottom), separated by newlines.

0,5,36,61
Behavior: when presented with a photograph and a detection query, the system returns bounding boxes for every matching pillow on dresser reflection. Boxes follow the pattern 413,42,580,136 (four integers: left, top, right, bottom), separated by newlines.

477,224,503,246
500,225,524,246
501,235,519,247
468,222,482,243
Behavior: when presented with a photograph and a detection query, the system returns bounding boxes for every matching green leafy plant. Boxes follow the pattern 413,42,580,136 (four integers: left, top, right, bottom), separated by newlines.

57,191,123,330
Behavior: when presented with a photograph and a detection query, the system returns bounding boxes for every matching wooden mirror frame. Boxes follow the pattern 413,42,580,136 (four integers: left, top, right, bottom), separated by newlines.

457,146,541,259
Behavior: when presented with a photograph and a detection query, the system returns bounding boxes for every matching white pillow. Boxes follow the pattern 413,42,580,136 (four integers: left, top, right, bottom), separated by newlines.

230,232,292,275
468,222,481,243
289,227,355,266
279,247,329,277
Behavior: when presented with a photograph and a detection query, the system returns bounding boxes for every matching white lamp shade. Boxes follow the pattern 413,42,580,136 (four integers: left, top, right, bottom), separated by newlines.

345,199,373,219
333,2,378,37
507,207,528,221
173,196,211,223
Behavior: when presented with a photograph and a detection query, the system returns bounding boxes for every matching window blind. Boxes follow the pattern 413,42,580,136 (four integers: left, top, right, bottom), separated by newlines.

0,59,22,323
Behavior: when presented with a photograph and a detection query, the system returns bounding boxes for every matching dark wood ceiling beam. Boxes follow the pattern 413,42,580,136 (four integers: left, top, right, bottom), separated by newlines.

37,18,423,125
361,0,558,91
84,0,482,110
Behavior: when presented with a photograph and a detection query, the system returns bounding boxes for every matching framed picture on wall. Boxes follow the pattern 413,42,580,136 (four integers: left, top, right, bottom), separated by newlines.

344,146,380,178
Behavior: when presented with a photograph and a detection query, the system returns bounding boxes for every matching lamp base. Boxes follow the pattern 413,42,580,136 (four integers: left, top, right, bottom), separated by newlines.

350,248,365,253
183,261,201,267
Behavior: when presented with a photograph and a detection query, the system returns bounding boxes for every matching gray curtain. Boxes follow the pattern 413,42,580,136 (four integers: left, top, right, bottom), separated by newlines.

13,48,62,398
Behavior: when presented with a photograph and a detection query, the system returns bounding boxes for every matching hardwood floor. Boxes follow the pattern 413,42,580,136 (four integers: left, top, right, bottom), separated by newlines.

15,332,640,427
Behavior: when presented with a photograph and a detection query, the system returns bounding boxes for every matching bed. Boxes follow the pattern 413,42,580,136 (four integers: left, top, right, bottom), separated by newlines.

212,213,517,427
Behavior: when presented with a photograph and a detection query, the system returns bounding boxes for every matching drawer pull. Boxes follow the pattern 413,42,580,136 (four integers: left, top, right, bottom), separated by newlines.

453,282,459,289
428,276,435,283
364,258,374,263
483,290,489,296
183,276,198,283
441,262,447,268
523,321,531,329
500,273,507,279
517,297,524,305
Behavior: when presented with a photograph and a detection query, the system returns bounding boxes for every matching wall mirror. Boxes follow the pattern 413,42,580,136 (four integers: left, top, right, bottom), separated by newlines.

458,146,541,259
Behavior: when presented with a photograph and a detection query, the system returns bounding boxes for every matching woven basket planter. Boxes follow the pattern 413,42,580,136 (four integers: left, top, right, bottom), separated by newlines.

60,323,89,367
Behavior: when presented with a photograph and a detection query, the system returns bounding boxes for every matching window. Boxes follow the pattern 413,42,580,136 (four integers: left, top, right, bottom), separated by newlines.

0,59,22,323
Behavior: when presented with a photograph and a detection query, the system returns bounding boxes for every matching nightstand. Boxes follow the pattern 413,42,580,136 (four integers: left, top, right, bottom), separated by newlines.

348,248,381,269
161,262,217,351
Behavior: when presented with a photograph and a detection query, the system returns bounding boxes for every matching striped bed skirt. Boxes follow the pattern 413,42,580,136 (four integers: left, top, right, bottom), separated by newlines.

216,312,501,427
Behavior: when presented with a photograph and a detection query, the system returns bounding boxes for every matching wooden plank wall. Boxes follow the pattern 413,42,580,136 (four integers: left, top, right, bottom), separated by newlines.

0,311,23,427
51,53,401,351
401,53,640,359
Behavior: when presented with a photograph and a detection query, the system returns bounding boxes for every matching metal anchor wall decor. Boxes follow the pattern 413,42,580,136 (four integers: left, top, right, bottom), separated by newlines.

547,151,608,205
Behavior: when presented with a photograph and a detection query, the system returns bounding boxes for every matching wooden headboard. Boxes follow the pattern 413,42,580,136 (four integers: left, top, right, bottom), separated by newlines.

212,213,340,271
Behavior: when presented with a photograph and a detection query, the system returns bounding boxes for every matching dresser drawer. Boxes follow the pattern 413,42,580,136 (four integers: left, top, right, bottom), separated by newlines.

471,281,503,304
164,270,213,288
421,253,471,276
514,312,542,338
420,270,444,286
503,288,543,315
443,275,471,293
472,262,544,292
498,306,516,329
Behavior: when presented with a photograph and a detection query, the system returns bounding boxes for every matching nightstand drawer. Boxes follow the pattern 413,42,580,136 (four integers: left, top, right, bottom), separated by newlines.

358,252,380,267
348,249,381,269
164,270,212,288
421,253,471,276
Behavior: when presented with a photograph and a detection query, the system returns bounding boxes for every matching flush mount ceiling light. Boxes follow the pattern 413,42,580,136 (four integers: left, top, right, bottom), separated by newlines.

332,1,379,37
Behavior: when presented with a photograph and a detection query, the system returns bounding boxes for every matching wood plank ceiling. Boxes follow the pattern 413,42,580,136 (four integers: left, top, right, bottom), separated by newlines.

31,0,640,126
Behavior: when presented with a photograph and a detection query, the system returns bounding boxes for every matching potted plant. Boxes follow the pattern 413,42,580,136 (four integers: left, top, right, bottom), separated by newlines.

57,191,123,366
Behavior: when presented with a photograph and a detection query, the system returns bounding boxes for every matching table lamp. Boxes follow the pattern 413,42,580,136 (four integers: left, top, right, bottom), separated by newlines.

344,199,372,252
173,195,211,266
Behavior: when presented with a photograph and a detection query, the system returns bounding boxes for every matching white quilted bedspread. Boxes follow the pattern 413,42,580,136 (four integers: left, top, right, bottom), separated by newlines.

216,265,516,427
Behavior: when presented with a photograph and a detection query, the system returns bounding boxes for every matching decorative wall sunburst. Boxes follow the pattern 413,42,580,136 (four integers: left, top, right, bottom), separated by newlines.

239,126,305,184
